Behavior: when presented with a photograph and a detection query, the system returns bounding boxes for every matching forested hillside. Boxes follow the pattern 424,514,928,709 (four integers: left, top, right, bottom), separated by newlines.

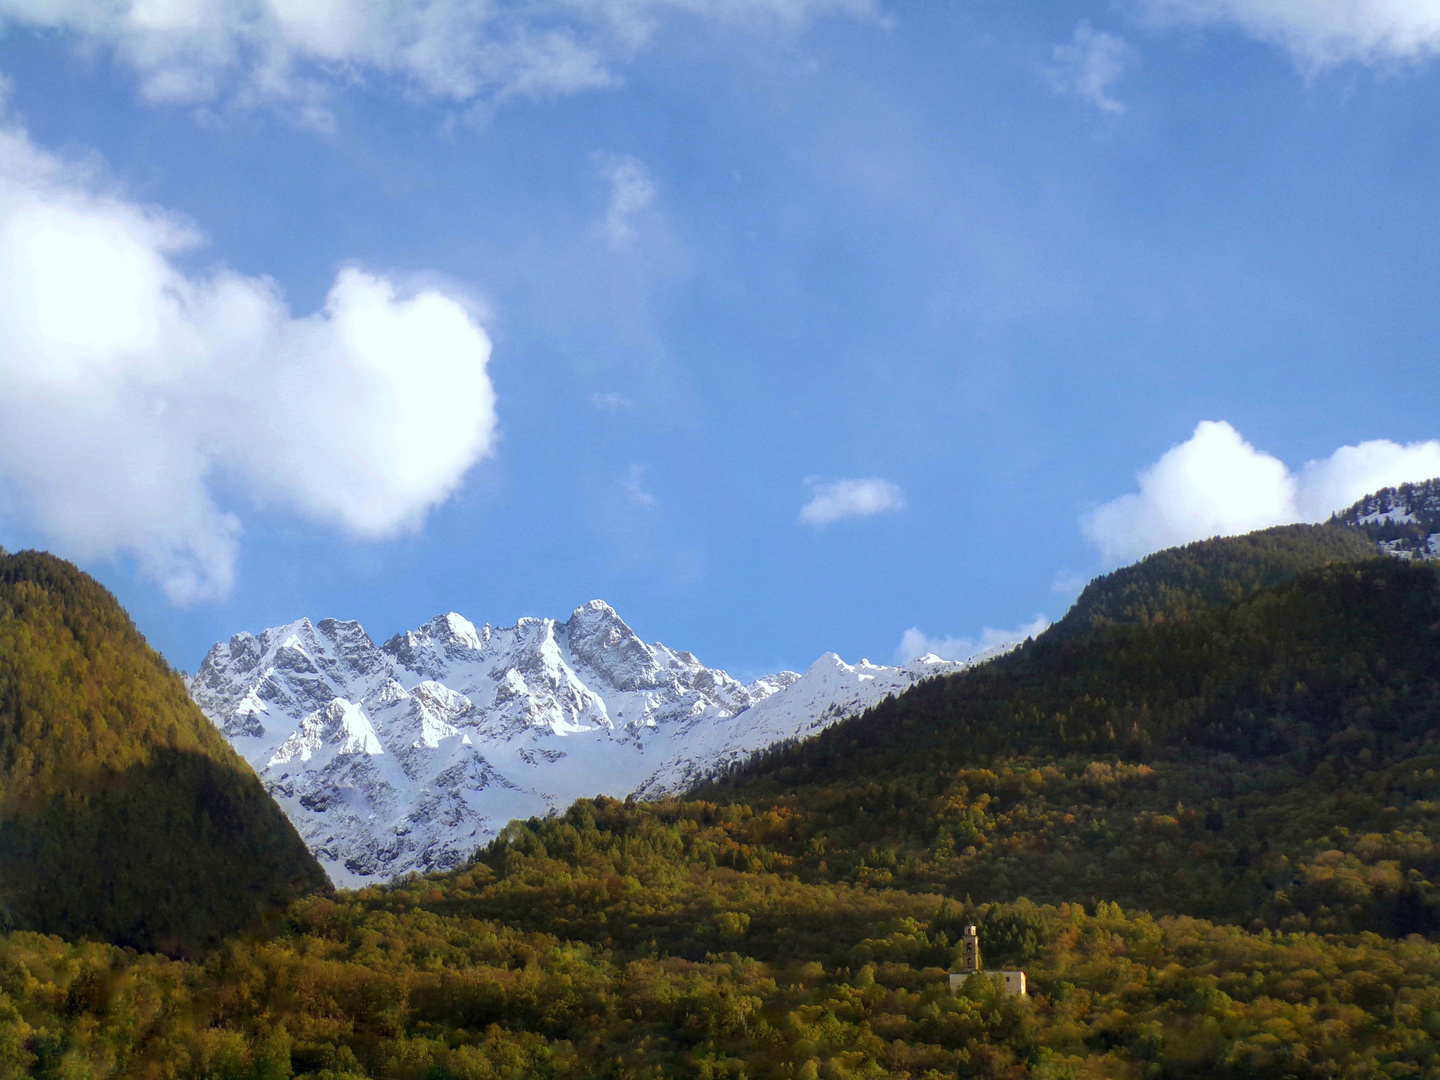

1046,523,1378,638
2,535,1440,1078
0,550,327,956
2,843,1437,1080
700,557,1440,933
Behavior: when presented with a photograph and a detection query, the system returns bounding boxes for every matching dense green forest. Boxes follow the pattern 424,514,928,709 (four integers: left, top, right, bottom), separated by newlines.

697,557,1440,934
1046,523,1378,638
2,530,1440,1077
2,842,1438,1080
0,550,327,956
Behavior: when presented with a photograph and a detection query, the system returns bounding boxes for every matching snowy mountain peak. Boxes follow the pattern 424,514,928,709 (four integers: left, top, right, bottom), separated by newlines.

437,612,485,651
570,598,622,621
381,612,491,677
191,601,986,887
189,615,391,740
561,601,660,693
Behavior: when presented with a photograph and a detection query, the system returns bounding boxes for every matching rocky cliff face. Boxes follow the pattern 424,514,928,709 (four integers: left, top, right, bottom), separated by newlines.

190,602,975,886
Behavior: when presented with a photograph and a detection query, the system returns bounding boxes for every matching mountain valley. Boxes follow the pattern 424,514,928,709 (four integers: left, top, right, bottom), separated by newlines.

189,601,970,886
185,486,1440,891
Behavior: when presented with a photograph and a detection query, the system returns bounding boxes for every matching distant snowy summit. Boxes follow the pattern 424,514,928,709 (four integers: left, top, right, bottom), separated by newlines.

189,601,985,888
1332,480,1440,561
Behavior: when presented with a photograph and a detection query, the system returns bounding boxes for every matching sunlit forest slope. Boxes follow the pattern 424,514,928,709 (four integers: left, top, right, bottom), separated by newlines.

698,556,1440,936
2,533,1440,1079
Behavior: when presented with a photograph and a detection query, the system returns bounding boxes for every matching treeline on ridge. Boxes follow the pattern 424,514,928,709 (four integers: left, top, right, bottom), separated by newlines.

1046,523,1378,639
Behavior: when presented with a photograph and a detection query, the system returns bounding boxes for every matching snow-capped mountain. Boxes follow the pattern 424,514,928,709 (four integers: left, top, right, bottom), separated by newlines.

1332,479,1440,560
189,602,975,887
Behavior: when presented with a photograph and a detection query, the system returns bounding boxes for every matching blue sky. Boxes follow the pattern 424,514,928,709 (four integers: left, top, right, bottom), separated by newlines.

1,1,1439,677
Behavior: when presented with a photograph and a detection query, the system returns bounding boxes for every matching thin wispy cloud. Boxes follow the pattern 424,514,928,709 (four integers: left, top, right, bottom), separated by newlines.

1139,0,1440,69
0,0,881,120
895,615,1050,664
1083,420,1440,564
1050,21,1133,113
591,391,636,412
621,464,657,509
0,117,497,603
799,478,906,528
597,154,656,245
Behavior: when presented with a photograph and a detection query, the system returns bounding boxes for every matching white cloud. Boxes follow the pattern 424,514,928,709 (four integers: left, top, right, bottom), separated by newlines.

0,0,880,117
1082,421,1293,563
1295,438,1440,519
597,154,656,245
1050,21,1133,113
896,615,1051,664
621,463,657,508
1082,420,1440,564
0,119,497,603
1138,0,1440,68
799,477,906,527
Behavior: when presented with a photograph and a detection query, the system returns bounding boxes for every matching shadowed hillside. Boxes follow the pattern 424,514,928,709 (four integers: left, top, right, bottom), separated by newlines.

0,550,327,956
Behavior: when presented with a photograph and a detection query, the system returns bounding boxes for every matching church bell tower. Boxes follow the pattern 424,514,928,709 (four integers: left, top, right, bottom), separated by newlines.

959,925,980,973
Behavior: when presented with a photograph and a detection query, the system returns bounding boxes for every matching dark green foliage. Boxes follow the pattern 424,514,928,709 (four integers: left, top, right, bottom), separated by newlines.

1048,523,1378,639
0,550,327,956
716,555,1440,784
974,906,1050,967
4,804,1440,1080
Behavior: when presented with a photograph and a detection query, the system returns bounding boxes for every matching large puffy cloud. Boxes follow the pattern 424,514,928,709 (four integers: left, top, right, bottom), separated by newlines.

1083,420,1440,564
1139,0,1440,67
0,0,879,115
0,121,496,602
